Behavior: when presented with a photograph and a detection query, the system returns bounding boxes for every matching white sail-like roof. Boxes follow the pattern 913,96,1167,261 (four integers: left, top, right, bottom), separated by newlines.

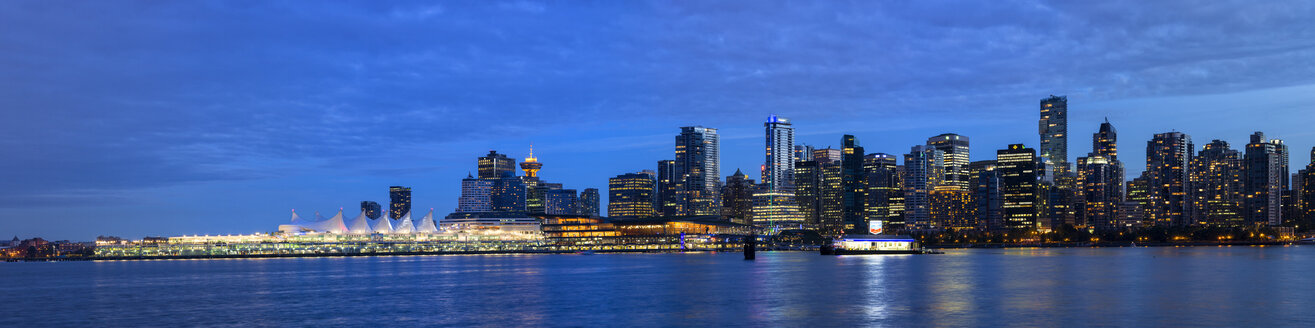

290,210,304,224
304,210,348,233
347,212,372,234
370,216,394,233
415,209,438,233
393,211,415,234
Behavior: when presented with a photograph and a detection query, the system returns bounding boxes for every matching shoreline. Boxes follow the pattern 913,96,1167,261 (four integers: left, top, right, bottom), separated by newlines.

927,241,1299,249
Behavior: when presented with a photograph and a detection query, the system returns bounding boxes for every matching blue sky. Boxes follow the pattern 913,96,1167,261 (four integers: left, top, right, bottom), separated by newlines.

3,1,1314,240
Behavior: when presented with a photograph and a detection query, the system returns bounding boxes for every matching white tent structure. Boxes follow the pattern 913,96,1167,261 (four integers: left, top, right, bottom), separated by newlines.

415,210,439,233
393,211,415,234
285,209,348,234
346,212,372,234
370,215,394,234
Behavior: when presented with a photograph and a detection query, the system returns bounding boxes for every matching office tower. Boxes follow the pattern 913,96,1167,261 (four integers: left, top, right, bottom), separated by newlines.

1094,119,1118,160
927,133,970,189
579,188,600,217
490,176,527,212
813,147,842,163
793,160,822,228
1189,140,1244,227
721,170,756,225
675,126,721,216
1302,147,1315,227
1146,132,1193,227
864,153,900,227
1077,155,1124,231
1127,172,1150,222
930,186,976,231
609,172,657,218
1244,132,1287,226
904,145,944,231
889,165,907,230
841,135,867,233
753,187,806,232
389,186,412,219
657,160,679,216
818,160,845,236
969,160,1003,231
1039,95,1069,174
526,182,563,214
456,176,492,213
545,189,579,215
998,144,1039,230
360,201,382,220
478,150,516,179
794,145,815,163
763,115,795,190
1117,201,1145,229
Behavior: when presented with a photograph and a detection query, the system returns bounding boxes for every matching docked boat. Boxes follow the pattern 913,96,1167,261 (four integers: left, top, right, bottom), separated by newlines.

1299,238,1315,245
822,234,935,255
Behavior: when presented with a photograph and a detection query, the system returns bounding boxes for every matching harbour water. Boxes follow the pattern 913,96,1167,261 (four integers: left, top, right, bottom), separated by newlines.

2,247,1312,327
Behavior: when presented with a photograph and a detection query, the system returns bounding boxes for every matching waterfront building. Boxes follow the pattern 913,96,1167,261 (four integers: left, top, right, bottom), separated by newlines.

1146,132,1193,227
968,160,1003,231
545,189,579,216
479,150,517,179
927,133,970,189
608,172,657,218
841,135,867,234
998,144,1039,230
389,186,411,220
1116,201,1145,229
819,160,846,237
657,160,679,216
442,212,542,233
361,201,381,220
675,126,721,216
1039,95,1069,175
863,153,900,228
1244,132,1287,226
537,215,752,251
888,166,907,231
721,169,756,225
763,115,796,191
752,189,806,233
490,176,527,212
904,145,944,231
1076,155,1124,231
930,185,976,231
579,188,600,217
793,160,822,229
1189,140,1244,227
457,175,494,213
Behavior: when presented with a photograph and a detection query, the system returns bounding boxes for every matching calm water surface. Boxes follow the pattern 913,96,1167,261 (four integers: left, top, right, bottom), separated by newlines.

2,247,1313,327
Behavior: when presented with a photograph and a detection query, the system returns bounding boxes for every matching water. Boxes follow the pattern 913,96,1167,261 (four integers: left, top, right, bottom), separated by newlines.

2,247,1312,327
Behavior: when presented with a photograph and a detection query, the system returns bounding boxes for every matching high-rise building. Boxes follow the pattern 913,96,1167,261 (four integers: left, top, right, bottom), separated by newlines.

818,160,845,237
490,176,527,212
526,182,563,214
1146,132,1193,227
840,135,867,234
1094,119,1118,160
457,176,492,213
763,115,795,191
1039,95,1069,175
1244,132,1287,226
478,151,516,179
930,185,976,231
1301,147,1315,227
1076,155,1124,231
389,186,411,219
904,145,944,231
927,133,970,189
608,172,657,218
813,147,842,163
968,160,1003,231
889,165,907,230
721,169,756,225
361,201,382,220
998,144,1039,230
545,189,579,215
656,160,679,216
794,145,815,163
1127,172,1151,226
793,160,822,228
753,188,806,232
675,126,721,216
579,188,600,217
863,153,900,228
1189,140,1244,227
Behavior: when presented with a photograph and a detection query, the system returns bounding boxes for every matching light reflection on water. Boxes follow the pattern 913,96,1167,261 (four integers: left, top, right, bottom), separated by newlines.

2,247,1314,326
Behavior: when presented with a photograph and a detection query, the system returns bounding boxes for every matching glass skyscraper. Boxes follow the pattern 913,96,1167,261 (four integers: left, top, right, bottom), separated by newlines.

763,115,795,191
998,144,1039,230
1146,132,1193,227
927,133,970,189
675,126,721,216
609,172,657,218
389,186,411,219
478,150,516,179
1244,132,1287,226
1039,95,1069,175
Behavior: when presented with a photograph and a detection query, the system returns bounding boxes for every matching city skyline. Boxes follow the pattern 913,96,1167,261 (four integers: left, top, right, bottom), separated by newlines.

5,1,1315,240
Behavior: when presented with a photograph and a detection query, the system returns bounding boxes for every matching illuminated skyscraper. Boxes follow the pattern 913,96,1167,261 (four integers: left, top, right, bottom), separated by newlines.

1094,119,1118,160
930,186,976,231
1244,132,1287,226
1301,147,1315,227
864,153,900,226
927,133,970,189
1189,140,1243,227
841,135,867,233
456,176,492,213
675,126,721,216
609,172,657,218
904,145,944,231
794,145,815,163
1146,132,1193,227
819,160,845,236
969,160,1003,231
763,115,795,191
1076,120,1125,230
478,150,516,179
1039,95,1069,175
793,160,821,228
545,189,579,215
998,144,1039,230
752,189,806,233
579,188,600,217
721,169,756,225
813,147,842,163
389,186,411,219
656,160,679,216
361,201,382,220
